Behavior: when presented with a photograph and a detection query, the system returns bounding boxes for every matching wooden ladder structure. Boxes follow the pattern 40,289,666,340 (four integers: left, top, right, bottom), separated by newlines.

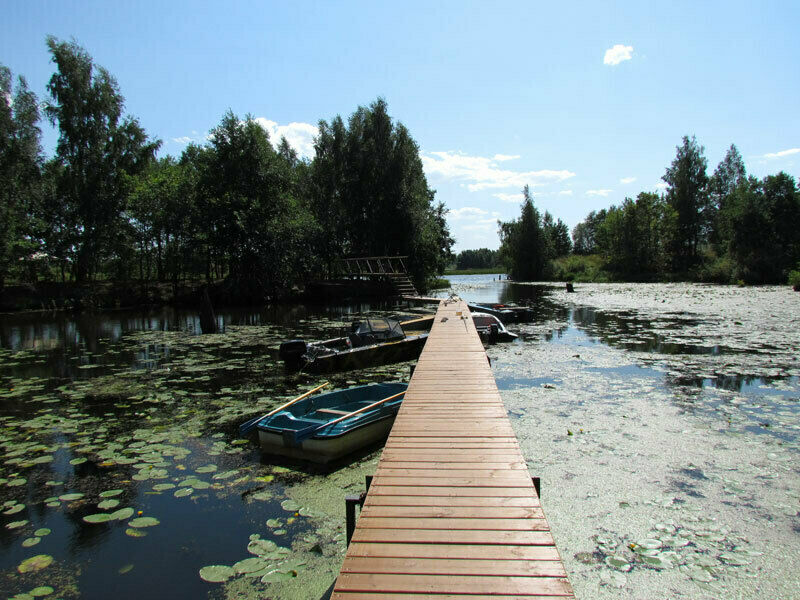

334,256,419,297
331,298,574,599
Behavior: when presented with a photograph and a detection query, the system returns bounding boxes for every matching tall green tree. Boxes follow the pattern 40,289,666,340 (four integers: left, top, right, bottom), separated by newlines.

310,98,452,285
44,37,159,282
709,144,746,252
571,209,607,255
498,186,549,280
0,65,42,288
662,135,709,273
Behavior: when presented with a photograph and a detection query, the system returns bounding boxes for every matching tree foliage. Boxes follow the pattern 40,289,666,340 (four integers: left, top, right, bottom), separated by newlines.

455,248,501,270
44,37,160,282
498,186,550,280
1,65,43,288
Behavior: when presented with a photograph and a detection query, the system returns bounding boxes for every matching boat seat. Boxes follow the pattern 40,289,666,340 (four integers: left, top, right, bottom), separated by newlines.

315,408,351,415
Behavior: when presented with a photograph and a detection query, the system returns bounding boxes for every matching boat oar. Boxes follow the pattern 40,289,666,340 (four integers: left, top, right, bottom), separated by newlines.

293,390,406,443
239,382,329,435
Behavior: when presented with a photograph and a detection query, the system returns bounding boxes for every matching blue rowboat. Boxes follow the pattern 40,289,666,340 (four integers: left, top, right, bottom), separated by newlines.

254,382,408,463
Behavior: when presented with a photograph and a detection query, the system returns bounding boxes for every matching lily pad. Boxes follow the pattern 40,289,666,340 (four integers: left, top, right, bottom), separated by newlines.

280,499,300,512
110,507,135,520
29,587,55,597
233,557,268,574
199,564,235,583
34,528,51,537
58,493,84,502
128,517,160,528
69,457,87,465
83,513,114,524
22,537,41,548
118,564,134,574
174,488,193,498
6,520,29,529
98,499,120,510
4,503,26,515
152,483,176,492
125,528,147,538
17,554,53,573
99,489,123,498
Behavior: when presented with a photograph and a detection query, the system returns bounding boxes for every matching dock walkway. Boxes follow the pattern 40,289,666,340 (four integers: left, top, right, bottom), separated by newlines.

331,299,574,599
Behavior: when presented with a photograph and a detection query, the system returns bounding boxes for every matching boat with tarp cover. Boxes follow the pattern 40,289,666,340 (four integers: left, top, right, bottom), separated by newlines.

254,382,407,463
278,318,427,373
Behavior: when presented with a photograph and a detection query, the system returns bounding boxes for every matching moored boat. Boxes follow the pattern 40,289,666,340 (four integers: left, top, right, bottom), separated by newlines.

252,382,407,463
471,312,518,343
468,302,534,323
279,318,428,373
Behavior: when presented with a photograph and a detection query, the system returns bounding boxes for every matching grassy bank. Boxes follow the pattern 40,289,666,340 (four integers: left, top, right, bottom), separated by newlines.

443,268,505,276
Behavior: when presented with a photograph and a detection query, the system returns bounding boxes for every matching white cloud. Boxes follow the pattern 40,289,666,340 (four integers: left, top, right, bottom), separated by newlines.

253,118,318,159
558,190,573,196
422,150,576,192
493,154,520,162
655,182,668,190
586,189,613,197
172,136,193,144
620,177,636,184
763,147,800,159
604,44,634,66
449,207,489,220
493,193,524,203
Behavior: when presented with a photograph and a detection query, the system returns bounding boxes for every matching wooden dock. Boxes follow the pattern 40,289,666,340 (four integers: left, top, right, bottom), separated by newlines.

331,298,574,599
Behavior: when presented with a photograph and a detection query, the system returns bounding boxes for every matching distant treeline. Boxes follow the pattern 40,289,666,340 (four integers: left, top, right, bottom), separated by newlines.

497,137,800,285
453,248,503,270
1,38,453,299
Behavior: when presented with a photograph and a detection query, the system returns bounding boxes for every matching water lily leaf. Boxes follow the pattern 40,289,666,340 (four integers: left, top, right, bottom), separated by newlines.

128,517,160,528
260,570,295,583
69,457,87,465
98,499,120,510
6,520,29,529
99,489,123,498
22,537,41,547
125,528,147,538
196,464,217,473
266,519,281,528
280,499,300,512
174,487,193,498
58,493,84,502
83,513,114,524
118,564,134,574
4,503,25,515
110,507,135,520
233,557,268,574
199,564,234,583
247,538,277,556
152,483,175,492
34,528,51,537
29,586,54,597
17,554,53,573
274,529,287,535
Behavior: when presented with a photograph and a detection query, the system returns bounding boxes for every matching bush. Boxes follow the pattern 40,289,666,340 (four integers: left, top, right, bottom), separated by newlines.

551,254,610,282
788,266,800,291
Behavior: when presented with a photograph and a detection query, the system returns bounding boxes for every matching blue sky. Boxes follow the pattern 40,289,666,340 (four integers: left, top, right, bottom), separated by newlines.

3,1,799,251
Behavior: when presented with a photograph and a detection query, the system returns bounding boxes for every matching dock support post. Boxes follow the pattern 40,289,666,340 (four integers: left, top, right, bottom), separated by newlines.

532,476,541,498
345,475,373,546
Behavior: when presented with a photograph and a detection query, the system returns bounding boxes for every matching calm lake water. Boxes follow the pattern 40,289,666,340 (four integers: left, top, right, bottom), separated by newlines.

1,277,798,599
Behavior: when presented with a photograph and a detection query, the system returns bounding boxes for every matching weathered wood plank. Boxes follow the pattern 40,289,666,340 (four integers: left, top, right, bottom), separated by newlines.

334,573,573,595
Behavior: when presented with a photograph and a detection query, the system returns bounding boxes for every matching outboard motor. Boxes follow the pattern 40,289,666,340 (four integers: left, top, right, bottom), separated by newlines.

278,339,308,368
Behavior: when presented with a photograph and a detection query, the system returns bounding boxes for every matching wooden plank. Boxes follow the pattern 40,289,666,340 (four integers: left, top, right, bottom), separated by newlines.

363,495,541,508
351,528,555,545
356,517,550,531
340,557,567,577
360,505,544,519
332,594,569,600
345,543,561,560
334,574,573,595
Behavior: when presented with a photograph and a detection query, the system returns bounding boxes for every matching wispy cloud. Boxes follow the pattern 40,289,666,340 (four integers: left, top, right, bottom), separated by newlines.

493,193,524,203
620,176,636,184
422,151,576,192
254,118,318,159
449,207,489,219
586,189,613,197
763,147,800,159
604,44,633,66
655,182,668,190
172,136,193,144
493,154,520,162
558,190,573,196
